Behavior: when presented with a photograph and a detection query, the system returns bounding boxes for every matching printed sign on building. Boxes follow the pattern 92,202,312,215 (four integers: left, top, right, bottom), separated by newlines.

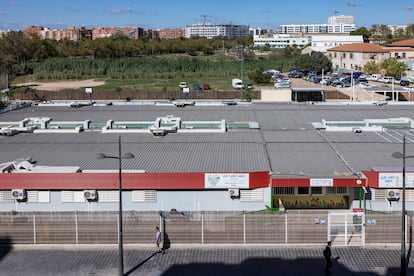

204,173,249,189
310,178,333,187
378,172,414,188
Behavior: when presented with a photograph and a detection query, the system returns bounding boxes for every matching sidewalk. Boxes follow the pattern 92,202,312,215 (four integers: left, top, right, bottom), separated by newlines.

0,244,409,275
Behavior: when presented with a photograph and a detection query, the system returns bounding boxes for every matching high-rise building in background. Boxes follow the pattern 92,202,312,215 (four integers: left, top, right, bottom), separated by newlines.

279,15,356,34
185,24,249,39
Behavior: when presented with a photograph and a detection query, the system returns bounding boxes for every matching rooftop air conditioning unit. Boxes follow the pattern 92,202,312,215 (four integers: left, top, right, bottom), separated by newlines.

11,189,27,201
387,189,400,201
228,188,240,198
84,190,98,201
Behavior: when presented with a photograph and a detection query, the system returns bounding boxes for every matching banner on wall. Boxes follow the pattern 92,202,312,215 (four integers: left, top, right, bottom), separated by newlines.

273,195,349,209
204,173,249,189
378,172,414,188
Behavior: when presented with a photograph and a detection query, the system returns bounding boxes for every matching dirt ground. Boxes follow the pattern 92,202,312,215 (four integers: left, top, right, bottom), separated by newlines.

16,79,105,91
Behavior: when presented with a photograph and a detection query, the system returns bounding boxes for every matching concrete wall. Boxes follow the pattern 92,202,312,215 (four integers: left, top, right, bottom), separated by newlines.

260,88,291,101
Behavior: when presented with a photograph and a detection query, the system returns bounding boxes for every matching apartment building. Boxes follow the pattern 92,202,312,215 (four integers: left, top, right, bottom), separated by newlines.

158,28,185,39
279,15,356,34
42,27,80,41
185,24,249,39
23,26,43,38
92,27,144,40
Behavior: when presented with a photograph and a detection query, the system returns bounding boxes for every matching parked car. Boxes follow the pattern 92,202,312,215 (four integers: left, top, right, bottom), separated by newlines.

179,82,188,88
271,74,286,82
275,80,291,88
193,82,201,91
202,83,211,90
378,76,394,83
246,83,254,89
311,76,322,84
288,71,304,78
399,80,410,87
277,77,291,83
359,82,374,89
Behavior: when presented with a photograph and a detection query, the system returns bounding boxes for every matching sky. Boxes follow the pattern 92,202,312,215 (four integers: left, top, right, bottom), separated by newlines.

0,0,413,31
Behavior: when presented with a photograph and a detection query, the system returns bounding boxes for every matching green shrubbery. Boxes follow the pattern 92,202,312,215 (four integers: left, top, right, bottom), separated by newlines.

31,56,296,81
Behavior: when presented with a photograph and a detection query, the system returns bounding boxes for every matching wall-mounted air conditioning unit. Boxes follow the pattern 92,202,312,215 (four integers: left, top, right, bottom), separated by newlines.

387,189,400,201
228,188,240,198
11,189,27,201
84,190,98,201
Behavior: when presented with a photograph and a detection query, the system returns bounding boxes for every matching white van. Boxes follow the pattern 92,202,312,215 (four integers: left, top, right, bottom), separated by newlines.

379,76,394,83
369,74,382,81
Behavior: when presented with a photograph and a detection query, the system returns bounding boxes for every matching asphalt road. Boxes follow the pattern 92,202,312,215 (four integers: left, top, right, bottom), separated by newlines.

0,244,410,276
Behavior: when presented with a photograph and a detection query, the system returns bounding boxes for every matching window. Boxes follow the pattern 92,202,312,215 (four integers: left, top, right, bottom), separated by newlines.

27,191,50,203
97,191,118,202
311,187,322,195
132,190,157,202
240,189,264,202
61,191,85,203
350,53,353,59
298,187,309,195
326,187,347,195
274,187,295,195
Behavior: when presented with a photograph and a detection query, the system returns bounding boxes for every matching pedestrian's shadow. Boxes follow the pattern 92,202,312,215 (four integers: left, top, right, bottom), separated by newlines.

163,232,171,251
125,252,158,276
162,216,171,251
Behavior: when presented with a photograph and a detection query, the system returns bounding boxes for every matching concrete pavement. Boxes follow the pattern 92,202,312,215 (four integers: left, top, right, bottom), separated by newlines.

0,244,411,276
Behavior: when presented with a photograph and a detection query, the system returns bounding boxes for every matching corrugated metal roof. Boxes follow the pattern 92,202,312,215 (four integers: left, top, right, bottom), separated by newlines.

1,103,414,177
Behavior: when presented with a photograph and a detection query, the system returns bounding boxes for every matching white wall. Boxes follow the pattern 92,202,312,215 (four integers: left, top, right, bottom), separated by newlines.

261,89,291,101
0,189,271,212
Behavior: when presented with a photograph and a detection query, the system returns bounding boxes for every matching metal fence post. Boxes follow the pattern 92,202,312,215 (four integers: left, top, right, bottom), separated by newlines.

243,211,246,244
201,212,204,244
285,213,288,244
117,215,120,245
33,214,36,244
75,211,78,244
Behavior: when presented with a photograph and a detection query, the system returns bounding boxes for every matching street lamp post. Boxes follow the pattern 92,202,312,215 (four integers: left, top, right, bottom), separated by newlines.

392,135,414,276
97,136,134,276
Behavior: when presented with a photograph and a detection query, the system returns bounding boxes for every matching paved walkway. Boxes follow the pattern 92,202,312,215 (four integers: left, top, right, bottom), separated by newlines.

0,244,411,275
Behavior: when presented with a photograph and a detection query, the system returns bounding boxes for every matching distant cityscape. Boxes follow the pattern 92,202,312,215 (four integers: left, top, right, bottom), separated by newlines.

0,15,408,43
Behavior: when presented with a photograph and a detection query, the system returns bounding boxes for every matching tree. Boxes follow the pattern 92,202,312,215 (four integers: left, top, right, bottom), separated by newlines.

350,27,370,42
248,69,271,83
363,60,380,75
294,51,332,73
380,59,407,79
283,45,301,58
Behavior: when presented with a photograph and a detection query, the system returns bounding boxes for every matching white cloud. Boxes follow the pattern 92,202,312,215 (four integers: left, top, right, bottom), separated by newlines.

105,7,141,15
8,1,22,7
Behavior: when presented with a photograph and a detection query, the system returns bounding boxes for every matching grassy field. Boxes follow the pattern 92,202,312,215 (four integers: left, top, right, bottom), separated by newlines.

11,53,293,92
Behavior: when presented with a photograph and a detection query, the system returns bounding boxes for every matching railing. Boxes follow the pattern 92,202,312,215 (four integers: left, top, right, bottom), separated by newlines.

0,211,407,245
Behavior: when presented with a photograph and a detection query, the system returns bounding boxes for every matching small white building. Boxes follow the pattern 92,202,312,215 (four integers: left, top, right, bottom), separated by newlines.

253,34,311,48
308,35,364,53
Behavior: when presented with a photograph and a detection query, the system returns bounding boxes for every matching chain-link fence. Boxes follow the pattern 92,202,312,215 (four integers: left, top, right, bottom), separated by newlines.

0,211,408,245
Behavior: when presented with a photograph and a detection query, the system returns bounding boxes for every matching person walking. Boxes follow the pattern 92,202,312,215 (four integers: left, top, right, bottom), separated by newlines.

323,241,332,273
155,226,162,253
